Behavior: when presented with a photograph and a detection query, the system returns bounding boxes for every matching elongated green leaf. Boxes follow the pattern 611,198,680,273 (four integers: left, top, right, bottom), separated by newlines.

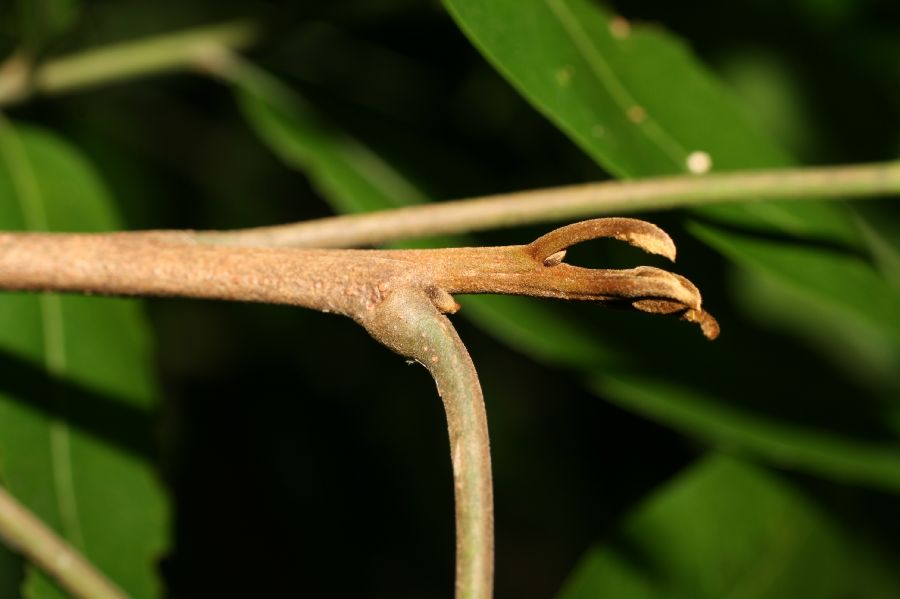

0,120,168,599
692,221,900,348
855,206,900,291
596,375,900,491
442,0,856,242
556,454,900,599
693,222,900,397
234,67,422,214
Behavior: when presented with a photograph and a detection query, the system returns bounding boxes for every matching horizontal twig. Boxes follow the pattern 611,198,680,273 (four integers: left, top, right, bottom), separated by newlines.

197,161,900,248
0,21,258,106
0,219,717,337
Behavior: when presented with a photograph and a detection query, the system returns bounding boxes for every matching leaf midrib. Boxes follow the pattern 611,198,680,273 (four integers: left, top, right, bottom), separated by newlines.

0,117,85,551
543,0,688,170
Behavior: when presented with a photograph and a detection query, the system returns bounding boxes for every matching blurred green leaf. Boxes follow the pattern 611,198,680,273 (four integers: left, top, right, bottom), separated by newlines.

716,51,819,160
596,375,900,491
733,268,900,400
556,454,900,599
0,120,168,599
855,206,900,291
17,0,80,52
234,65,424,213
696,222,900,398
458,296,617,367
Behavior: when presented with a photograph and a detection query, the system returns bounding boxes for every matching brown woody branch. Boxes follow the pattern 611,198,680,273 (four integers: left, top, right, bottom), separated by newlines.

0,217,716,599
0,218,717,337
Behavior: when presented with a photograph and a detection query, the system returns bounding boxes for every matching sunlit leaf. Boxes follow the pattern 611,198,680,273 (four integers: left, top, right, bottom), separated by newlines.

441,0,856,242
0,120,168,599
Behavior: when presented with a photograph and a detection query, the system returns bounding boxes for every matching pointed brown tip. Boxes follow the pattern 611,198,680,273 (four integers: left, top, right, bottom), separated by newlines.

615,223,677,262
529,218,676,263
683,309,720,340
629,300,719,340
427,286,461,314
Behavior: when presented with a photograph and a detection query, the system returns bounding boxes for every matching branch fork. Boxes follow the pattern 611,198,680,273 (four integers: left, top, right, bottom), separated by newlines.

366,217,718,339
353,218,716,599
0,217,716,599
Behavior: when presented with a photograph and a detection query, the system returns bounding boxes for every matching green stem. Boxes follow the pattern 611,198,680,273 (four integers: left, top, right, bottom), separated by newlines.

199,160,900,248
0,485,128,599
0,21,258,106
364,290,493,599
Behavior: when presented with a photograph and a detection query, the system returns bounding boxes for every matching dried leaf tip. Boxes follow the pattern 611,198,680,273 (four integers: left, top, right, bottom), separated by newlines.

686,309,720,340
529,218,677,263
523,218,717,340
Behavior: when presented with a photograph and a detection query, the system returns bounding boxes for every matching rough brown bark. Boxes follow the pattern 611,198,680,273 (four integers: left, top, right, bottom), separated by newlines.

0,218,718,338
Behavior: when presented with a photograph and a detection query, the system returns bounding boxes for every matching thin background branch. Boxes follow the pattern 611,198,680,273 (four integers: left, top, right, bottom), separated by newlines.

198,161,900,248
0,485,127,599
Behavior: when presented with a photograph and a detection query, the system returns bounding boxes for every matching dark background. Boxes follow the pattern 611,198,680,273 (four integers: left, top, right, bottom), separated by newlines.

3,1,900,597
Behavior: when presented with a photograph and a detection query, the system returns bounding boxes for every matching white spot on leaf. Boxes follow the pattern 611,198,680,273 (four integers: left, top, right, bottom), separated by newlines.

686,151,713,174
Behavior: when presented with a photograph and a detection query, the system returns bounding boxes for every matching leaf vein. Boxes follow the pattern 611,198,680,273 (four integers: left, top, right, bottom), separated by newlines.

0,116,85,550
544,0,688,169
